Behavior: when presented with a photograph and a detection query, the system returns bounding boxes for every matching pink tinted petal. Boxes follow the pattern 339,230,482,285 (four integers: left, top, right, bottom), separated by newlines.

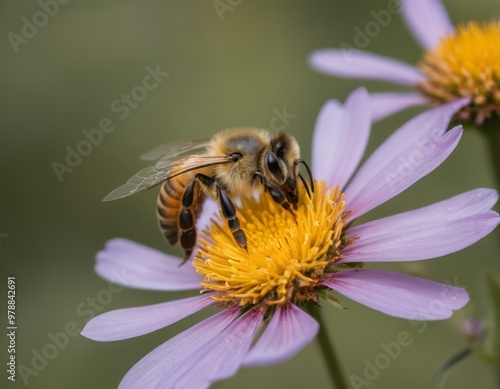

312,88,371,189
322,269,468,320
243,304,318,367
402,0,454,49
119,309,238,389
81,294,214,341
196,197,218,232
370,91,428,122
341,188,499,263
345,99,468,220
96,238,203,291
309,49,423,86
312,99,343,180
342,213,499,263
160,309,264,388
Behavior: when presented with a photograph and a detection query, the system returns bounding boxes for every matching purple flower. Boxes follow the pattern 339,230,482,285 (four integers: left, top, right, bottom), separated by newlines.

309,0,500,125
82,88,499,388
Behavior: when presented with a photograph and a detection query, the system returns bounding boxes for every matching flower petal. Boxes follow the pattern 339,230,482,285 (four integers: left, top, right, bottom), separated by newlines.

309,49,424,86
322,269,469,320
96,238,203,291
81,294,214,341
401,0,454,49
341,190,499,262
243,304,318,366
312,88,371,189
312,99,343,181
345,99,469,220
170,309,264,387
118,309,238,389
370,91,428,122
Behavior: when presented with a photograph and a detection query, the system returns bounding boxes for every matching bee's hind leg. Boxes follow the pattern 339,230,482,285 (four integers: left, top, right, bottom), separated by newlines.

178,179,202,265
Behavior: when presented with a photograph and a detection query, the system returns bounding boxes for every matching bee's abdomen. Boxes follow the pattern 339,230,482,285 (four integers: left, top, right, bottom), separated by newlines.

157,178,186,245
157,174,205,250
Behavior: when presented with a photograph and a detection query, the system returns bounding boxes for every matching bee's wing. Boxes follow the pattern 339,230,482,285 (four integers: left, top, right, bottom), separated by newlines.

103,154,233,202
140,139,211,162
102,166,172,201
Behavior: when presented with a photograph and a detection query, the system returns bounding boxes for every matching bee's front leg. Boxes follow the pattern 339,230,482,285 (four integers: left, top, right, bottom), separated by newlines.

253,172,297,219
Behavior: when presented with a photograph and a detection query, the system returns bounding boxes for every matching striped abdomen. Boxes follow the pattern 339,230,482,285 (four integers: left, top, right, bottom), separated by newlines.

156,172,205,259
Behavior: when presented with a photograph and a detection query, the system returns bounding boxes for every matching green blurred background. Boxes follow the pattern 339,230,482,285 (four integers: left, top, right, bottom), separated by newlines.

1,1,499,388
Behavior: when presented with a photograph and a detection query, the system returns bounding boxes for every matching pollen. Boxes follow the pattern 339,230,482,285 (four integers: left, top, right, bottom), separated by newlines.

418,20,500,124
193,181,348,308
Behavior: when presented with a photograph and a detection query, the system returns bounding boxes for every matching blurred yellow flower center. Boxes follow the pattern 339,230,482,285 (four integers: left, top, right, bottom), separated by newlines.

419,20,500,124
194,181,348,308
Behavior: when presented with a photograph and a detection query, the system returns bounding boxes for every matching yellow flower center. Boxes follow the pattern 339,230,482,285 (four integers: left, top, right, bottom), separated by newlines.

193,181,349,308
418,20,500,124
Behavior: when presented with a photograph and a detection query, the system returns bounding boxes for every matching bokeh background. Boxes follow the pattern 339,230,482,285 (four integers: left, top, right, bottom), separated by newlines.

1,1,499,388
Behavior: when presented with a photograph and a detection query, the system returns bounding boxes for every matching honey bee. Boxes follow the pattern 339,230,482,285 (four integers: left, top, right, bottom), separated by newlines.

103,128,313,264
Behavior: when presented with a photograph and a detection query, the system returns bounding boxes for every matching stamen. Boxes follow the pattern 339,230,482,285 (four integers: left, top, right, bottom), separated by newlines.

194,181,349,308
418,20,500,124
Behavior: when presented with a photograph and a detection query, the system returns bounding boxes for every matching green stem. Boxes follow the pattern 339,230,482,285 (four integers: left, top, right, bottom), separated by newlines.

480,119,500,189
486,274,500,388
308,305,347,389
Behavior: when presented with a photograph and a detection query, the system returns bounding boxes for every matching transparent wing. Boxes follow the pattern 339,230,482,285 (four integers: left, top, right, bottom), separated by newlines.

102,166,171,201
140,139,211,161
103,154,233,202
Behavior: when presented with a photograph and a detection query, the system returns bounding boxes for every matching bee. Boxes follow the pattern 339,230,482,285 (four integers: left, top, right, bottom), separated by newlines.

103,128,314,264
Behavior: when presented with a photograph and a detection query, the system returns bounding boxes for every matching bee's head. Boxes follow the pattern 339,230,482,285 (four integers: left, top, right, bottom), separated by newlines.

262,132,301,186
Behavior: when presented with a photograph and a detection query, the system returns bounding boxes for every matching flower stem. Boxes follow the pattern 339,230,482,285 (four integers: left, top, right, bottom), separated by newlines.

480,119,500,189
308,305,347,389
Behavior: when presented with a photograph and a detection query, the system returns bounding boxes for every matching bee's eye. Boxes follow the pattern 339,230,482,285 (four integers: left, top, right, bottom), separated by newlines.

231,152,243,162
266,152,284,181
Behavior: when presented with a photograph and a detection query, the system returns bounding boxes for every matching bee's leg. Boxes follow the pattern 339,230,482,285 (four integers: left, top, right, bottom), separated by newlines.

192,174,248,253
254,172,297,219
294,159,314,196
178,179,201,265
215,185,248,252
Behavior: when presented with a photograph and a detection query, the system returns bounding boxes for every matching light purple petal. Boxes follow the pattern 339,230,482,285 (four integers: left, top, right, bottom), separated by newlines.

309,49,423,86
196,197,218,232
339,206,500,263
370,91,428,122
402,0,454,49
312,88,371,189
243,304,318,366
345,99,469,220
118,309,238,389
96,238,203,291
312,99,343,181
81,294,214,341
170,309,264,387
322,269,468,320
341,188,499,263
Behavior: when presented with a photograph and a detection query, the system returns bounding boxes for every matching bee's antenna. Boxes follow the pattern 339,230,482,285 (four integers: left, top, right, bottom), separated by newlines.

295,159,314,195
